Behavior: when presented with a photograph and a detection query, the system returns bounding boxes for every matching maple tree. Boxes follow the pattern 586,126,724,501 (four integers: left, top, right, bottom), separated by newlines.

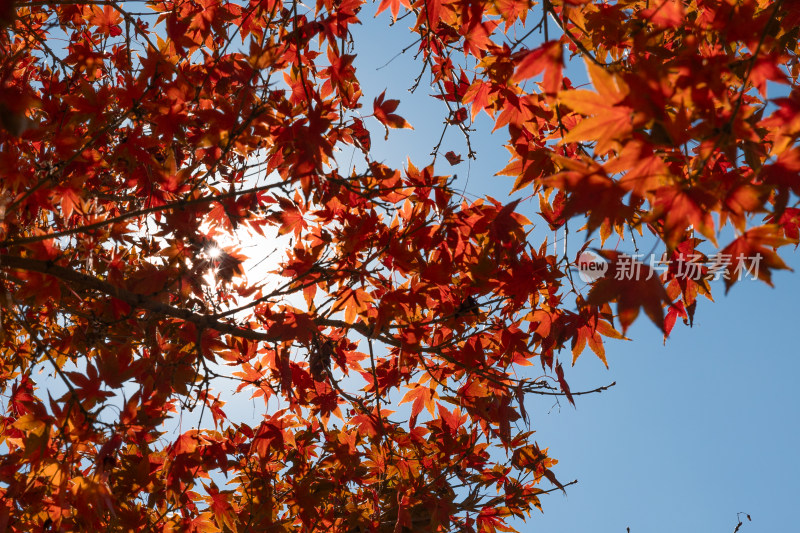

0,0,799,531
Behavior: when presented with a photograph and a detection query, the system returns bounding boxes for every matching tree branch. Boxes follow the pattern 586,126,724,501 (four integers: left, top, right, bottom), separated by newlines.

0,254,281,342
1,181,284,248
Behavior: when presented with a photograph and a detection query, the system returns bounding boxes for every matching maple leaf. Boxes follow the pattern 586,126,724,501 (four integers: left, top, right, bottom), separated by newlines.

538,190,566,229
444,150,463,165
459,11,500,57
641,0,685,28
65,363,115,408
462,79,493,120
414,0,443,31
448,107,468,124
748,54,789,98
437,70,470,102
274,198,306,236
761,147,800,200
512,41,563,94
89,5,123,37
558,60,633,153
332,286,374,324
373,90,412,133
555,362,574,407
437,404,466,435
9,375,37,416
375,0,411,21
543,158,633,235
494,0,533,30
604,140,670,197
349,117,371,151
766,207,800,243
204,482,239,533
719,225,794,292
400,385,436,428
649,186,718,249
664,300,688,340
586,251,671,333
211,248,245,283
570,314,626,367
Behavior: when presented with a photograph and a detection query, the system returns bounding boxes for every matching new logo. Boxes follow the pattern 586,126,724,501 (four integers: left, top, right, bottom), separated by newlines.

576,251,608,282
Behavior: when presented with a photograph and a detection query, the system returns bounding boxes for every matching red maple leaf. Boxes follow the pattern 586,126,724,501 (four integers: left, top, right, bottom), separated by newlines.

586,251,671,333
512,41,563,94
373,90,412,132
90,5,123,36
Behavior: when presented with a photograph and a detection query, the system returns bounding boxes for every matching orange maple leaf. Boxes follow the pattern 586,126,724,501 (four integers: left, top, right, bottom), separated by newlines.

587,251,671,333
375,0,411,21
558,60,634,153
719,225,794,292
512,41,563,95
89,5,123,36
373,90,412,132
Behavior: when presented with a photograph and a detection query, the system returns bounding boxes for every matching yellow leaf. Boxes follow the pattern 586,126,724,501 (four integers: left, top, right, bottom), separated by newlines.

12,414,45,434
557,89,612,116
586,60,628,101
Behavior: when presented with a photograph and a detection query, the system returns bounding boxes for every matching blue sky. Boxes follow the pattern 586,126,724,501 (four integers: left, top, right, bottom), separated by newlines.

350,8,800,532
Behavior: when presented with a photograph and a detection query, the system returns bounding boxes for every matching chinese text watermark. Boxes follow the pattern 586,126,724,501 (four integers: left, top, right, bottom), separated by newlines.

575,252,765,282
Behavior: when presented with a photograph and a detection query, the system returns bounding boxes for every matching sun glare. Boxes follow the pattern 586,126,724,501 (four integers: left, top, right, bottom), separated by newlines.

205,245,223,259
200,218,292,298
